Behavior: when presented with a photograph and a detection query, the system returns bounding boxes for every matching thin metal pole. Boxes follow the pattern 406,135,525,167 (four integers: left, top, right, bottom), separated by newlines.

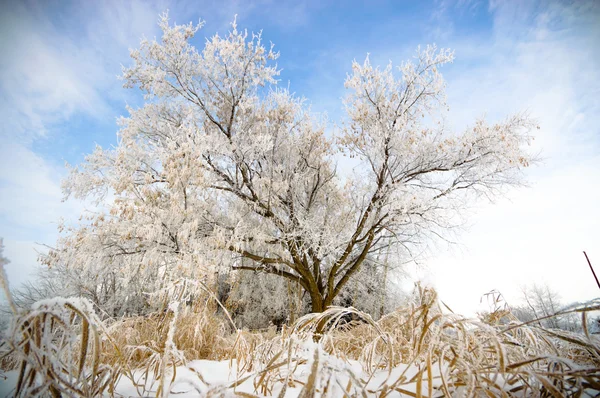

584,251,600,290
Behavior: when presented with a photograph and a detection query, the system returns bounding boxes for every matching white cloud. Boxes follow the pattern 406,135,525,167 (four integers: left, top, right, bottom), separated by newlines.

0,141,73,230
420,0,600,314
429,157,600,315
1,240,44,297
0,140,89,293
0,3,111,140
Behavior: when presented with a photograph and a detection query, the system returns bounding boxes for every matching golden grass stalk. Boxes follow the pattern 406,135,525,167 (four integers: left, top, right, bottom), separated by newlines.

1,279,598,397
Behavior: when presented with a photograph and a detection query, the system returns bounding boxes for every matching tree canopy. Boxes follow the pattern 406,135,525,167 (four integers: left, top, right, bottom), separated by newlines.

49,15,535,316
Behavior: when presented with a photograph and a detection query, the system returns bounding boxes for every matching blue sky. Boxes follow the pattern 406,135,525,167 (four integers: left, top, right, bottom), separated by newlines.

1,0,599,314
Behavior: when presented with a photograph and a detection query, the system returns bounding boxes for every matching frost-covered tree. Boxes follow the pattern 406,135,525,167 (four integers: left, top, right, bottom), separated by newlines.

0,238,10,302
512,284,581,332
591,317,600,334
48,14,535,316
228,254,406,328
0,239,8,288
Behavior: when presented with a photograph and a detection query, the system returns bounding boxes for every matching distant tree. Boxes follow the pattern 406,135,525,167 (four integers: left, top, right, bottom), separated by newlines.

590,316,600,334
46,14,535,317
0,239,8,286
512,283,581,332
0,264,83,313
0,238,16,331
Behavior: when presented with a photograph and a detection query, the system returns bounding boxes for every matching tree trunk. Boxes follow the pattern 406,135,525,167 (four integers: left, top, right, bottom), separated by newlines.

310,294,324,313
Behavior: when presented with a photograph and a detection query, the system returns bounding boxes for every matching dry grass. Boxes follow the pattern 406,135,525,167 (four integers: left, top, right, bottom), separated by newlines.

1,279,599,397
0,298,120,397
104,305,232,366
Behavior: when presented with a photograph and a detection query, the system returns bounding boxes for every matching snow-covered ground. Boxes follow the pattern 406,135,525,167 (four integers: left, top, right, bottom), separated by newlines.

0,355,445,397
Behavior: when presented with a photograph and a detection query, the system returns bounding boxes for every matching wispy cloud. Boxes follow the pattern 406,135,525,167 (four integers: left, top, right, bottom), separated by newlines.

0,140,88,289
421,0,600,313
0,3,109,140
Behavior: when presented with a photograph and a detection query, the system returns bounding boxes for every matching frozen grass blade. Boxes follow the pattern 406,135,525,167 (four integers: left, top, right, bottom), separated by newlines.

1,281,598,396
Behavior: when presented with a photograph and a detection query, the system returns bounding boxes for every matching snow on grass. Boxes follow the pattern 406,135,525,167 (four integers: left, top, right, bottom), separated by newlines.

0,357,444,397
1,282,599,397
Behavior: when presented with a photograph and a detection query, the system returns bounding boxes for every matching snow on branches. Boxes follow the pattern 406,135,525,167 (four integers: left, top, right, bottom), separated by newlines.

51,15,535,318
